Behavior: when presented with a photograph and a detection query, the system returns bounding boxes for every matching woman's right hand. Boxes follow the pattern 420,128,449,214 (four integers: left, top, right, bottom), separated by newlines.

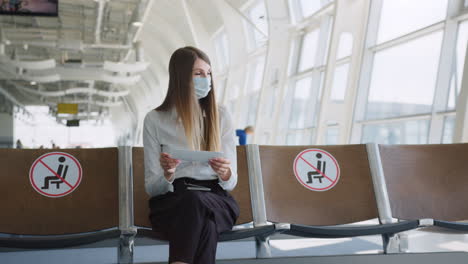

159,153,180,181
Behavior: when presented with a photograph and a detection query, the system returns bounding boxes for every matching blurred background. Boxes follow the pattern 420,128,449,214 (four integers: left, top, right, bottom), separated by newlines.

0,0,467,149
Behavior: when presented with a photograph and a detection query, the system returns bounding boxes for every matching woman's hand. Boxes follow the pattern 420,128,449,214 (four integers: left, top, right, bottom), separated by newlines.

209,158,231,181
159,153,180,181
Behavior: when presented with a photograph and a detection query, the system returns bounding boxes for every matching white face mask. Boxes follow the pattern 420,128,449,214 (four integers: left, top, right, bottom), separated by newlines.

193,77,212,99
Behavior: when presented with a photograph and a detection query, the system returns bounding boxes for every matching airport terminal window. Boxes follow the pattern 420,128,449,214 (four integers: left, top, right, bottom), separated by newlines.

246,56,266,93
288,76,315,129
322,17,334,66
14,106,116,148
336,32,353,60
214,30,230,72
243,56,265,126
297,29,319,72
264,85,280,119
288,0,332,22
377,0,448,43
442,115,455,143
286,130,314,145
366,31,443,120
297,0,321,18
330,63,349,102
228,100,237,118
447,75,457,110
260,132,270,145
447,20,468,110
325,127,339,145
227,84,241,117
243,1,268,51
246,93,260,126
216,78,227,103
361,119,429,144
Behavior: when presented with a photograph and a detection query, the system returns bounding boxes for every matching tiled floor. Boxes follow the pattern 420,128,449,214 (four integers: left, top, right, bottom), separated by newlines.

0,231,467,263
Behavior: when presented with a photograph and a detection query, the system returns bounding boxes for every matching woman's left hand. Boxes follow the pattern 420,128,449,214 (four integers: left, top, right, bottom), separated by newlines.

209,158,231,181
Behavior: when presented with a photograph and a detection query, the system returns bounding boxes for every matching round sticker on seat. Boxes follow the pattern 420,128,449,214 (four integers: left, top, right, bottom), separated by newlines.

293,149,340,191
29,152,82,198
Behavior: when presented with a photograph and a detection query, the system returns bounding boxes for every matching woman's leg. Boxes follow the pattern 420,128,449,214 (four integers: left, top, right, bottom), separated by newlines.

167,191,211,263
151,190,238,264
192,218,218,264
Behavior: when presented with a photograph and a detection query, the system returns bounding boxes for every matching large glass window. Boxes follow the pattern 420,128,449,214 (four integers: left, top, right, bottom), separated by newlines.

216,78,227,103
325,127,339,145
336,32,353,60
289,77,314,129
298,0,322,18
227,84,241,116
243,56,265,126
298,29,320,72
377,0,448,43
366,31,443,120
214,30,230,72
330,63,349,102
244,1,268,51
278,0,334,146
286,130,314,145
289,0,332,22
442,115,455,143
14,106,115,148
247,57,266,93
361,119,429,144
448,21,468,110
247,93,260,126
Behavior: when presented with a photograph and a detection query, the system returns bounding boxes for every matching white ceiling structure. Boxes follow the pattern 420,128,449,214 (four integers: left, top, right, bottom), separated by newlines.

0,0,153,122
0,0,252,139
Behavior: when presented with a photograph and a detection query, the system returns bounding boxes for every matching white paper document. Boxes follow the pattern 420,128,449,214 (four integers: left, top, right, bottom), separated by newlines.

162,146,223,162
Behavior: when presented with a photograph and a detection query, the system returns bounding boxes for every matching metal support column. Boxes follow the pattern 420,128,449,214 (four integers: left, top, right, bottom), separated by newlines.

246,144,272,258
118,146,137,264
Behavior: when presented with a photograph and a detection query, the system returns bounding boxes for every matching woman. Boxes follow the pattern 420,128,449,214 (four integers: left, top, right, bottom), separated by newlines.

143,46,239,264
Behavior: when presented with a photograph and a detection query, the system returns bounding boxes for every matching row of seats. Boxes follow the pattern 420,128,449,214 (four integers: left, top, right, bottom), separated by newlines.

0,143,467,263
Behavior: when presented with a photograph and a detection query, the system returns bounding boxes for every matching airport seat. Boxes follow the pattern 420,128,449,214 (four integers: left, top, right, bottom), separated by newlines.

132,145,275,244
255,144,418,241
378,143,468,232
0,148,121,249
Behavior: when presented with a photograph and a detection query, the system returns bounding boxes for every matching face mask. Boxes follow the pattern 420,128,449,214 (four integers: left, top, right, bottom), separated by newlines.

193,77,211,99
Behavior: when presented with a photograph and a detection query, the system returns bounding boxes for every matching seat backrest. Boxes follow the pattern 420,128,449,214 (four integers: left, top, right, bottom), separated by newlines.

379,144,468,221
132,147,150,228
0,148,119,235
228,145,253,224
258,144,379,226
133,145,253,228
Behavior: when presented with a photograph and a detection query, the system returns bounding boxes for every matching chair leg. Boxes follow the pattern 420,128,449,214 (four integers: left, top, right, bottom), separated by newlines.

382,233,401,254
255,235,272,258
118,231,136,264
398,231,410,252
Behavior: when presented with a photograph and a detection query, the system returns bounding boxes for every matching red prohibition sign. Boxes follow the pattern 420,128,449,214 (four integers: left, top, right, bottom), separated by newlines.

29,152,82,198
293,149,340,191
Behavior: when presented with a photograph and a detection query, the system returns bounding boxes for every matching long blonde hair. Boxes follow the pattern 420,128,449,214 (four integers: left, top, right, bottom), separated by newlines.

156,46,221,152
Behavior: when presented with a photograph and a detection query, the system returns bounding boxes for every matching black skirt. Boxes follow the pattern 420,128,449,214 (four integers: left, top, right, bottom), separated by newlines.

148,177,239,264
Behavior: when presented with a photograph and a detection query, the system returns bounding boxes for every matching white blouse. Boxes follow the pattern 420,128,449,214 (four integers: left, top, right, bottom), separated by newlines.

143,106,238,197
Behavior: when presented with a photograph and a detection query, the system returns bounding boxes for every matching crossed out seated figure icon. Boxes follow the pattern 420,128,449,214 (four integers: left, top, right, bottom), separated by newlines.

307,153,326,184
41,156,69,190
